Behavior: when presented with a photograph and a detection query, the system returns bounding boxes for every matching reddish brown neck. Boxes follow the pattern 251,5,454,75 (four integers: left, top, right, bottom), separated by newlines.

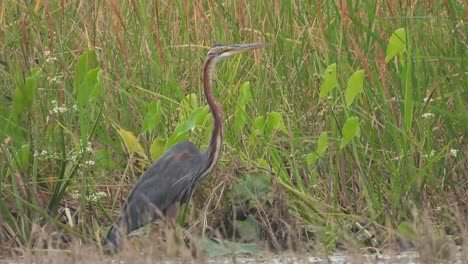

201,56,224,176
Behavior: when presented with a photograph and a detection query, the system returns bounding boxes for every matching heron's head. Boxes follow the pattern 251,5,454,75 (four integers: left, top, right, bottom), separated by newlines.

206,42,269,62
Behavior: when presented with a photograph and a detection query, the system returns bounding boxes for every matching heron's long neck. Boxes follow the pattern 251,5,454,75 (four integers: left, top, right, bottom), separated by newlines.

201,57,224,176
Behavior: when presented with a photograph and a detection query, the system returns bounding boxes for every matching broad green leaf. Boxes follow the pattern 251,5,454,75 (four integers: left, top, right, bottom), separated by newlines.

233,215,261,241
76,68,102,107
12,68,41,117
306,152,318,167
396,221,416,241
142,100,163,134
256,158,269,169
319,63,338,98
317,131,328,156
385,28,407,63
193,106,210,126
93,149,117,169
253,116,265,131
179,93,198,120
117,128,147,159
234,82,252,133
231,172,272,202
345,70,365,106
264,112,287,138
74,50,99,91
150,137,165,161
340,117,360,149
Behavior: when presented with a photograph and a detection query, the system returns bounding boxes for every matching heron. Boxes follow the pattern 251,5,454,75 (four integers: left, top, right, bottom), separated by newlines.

102,42,269,253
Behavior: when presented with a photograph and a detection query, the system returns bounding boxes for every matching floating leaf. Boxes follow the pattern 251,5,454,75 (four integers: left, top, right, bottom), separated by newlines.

142,100,163,134
385,28,407,63
117,128,147,159
319,63,338,98
345,70,365,106
316,131,328,156
150,137,165,161
340,117,360,149
194,237,258,257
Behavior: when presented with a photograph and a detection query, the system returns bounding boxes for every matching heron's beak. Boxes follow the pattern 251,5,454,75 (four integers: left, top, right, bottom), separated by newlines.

225,42,270,56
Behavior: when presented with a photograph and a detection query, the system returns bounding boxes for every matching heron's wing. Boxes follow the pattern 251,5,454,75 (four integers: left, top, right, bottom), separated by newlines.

119,141,205,232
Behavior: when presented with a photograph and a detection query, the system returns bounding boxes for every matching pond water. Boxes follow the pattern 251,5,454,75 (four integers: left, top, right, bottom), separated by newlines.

1,251,465,264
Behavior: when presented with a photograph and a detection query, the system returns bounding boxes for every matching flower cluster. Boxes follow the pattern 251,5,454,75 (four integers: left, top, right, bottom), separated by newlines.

49,100,78,115
70,190,107,202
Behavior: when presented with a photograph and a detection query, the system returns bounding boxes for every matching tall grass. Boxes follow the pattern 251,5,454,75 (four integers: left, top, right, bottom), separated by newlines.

0,0,465,259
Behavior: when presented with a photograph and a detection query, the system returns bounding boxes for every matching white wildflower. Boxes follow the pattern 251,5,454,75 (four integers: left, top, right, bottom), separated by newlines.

70,190,81,199
88,191,107,202
44,50,57,63
423,97,434,103
84,160,95,166
450,149,458,157
422,112,435,118
423,150,436,159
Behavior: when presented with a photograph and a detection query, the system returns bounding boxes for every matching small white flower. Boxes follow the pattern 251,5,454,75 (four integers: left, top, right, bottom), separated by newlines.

450,149,458,157
423,97,434,103
84,160,95,166
86,142,93,152
72,104,78,111
422,112,435,118
423,150,436,159
70,190,81,199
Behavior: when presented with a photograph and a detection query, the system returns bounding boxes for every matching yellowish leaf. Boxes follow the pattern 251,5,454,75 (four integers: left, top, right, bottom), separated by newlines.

117,128,147,159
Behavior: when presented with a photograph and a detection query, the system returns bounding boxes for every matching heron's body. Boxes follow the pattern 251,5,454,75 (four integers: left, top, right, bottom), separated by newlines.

102,42,268,253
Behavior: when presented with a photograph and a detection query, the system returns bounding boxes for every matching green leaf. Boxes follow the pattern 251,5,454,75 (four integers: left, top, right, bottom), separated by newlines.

385,28,407,63
316,131,328,156
253,116,265,131
340,117,360,149
345,70,365,106
233,215,261,241
93,149,117,169
74,50,99,91
231,172,272,202
150,137,166,161
319,63,338,98
179,93,198,120
256,158,269,169
142,100,163,134
306,152,318,167
234,82,252,133
396,221,416,241
12,68,41,118
76,68,103,107
264,112,287,138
